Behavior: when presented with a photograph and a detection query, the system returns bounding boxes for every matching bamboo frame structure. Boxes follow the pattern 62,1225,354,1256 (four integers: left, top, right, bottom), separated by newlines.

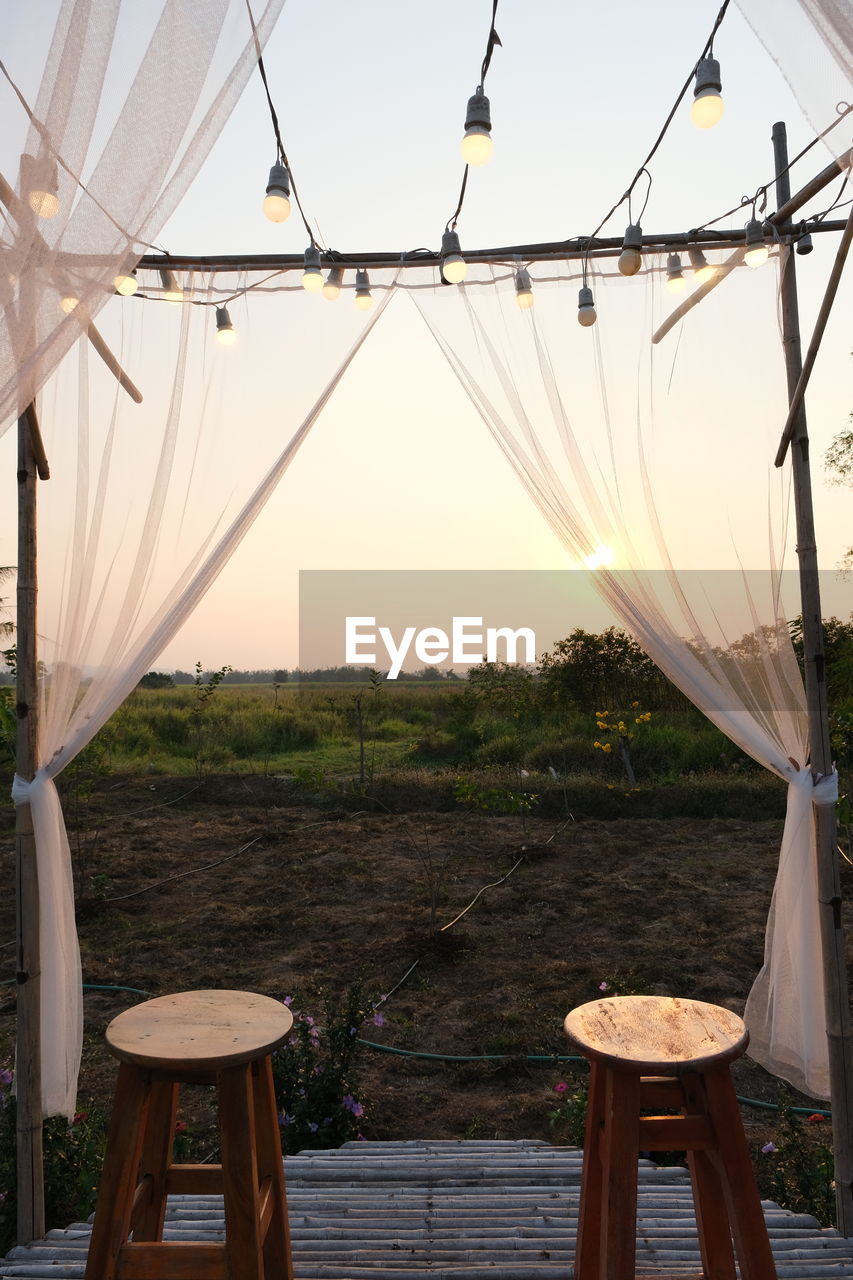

15,403,45,1245
772,121,853,1235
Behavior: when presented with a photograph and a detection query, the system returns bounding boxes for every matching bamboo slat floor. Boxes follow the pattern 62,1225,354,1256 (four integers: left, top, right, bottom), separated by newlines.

4,1139,853,1280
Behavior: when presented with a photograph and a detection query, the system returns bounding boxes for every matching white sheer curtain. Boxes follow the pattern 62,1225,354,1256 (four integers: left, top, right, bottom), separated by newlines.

16,271,397,1117
0,0,286,429
735,0,853,160
412,257,836,1098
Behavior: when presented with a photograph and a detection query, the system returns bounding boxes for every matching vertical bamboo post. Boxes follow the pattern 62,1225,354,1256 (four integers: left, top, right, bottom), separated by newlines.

773,120,853,1234
15,404,44,1244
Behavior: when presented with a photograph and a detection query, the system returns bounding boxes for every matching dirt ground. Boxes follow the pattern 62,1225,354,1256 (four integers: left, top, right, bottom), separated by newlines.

0,773,846,1167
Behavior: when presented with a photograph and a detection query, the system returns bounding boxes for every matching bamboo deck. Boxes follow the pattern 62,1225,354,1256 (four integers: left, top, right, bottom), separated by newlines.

3,1139,853,1279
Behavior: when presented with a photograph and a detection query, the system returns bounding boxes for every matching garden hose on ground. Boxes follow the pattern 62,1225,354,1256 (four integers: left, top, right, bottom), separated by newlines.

0,980,833,1118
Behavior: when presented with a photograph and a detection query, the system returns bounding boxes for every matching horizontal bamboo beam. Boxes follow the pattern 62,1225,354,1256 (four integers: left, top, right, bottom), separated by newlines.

136,219,846,276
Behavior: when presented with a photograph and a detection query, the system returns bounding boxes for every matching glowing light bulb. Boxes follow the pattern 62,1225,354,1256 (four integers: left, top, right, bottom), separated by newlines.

215,305,235,346
159,267,183,303
666,253,686,293
59,295,79,314
744,218,769,268
114,272,138,296
29,189,59,219
577,285,597,327
687,245,717,283
354,269,373,311
302,244,324,293
263,162,291,223
691,57,724,129
514,267,534,309
441,230,467,284
323,266,344,300
461,90,493,166
22,152,60,219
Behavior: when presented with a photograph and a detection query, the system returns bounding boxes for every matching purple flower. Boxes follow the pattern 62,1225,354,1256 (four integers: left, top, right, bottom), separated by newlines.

342,1094,364,1118
761,1142,777,1154
598,982,609,992
309,1122,318,1134
349,1026,358,1037
0,1069,13,1087
283,996,293,1007
372,1012,386,1027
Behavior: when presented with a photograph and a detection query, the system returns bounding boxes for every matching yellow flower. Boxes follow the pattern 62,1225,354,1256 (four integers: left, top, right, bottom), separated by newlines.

596,710,609,718
593,740,601,749
631,700,639,708
617,722,627,734
634,716,643,725
596,721,610,730
602,742,612,753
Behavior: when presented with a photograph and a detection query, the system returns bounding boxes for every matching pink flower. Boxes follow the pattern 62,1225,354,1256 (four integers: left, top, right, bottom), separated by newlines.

598,981,609,991
553,1082,569,1094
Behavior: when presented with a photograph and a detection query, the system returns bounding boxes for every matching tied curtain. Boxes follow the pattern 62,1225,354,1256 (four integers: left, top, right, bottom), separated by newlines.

12,270,396,1118
411,255,840,1099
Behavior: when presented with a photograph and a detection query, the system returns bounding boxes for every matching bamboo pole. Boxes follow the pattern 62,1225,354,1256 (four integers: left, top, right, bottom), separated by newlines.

774,202,853,466
772,120,853,1235
15,402,44,1245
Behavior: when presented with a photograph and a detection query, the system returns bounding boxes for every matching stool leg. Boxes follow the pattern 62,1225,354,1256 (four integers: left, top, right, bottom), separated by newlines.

601,1068,640,1280
575,1060,607,1280
252,1056,293,1280
130,1079,179,1242
218,1062,264,1280
680,1073,737,1280
703,1066,777,1280
85,1064,151,1280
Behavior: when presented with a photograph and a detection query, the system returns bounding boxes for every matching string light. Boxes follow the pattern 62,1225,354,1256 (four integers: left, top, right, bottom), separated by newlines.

514,267,534,309
691,56,724,129
795,223,814,255
159,267,183,303
323,265,344,300
354,269,373,311
59,295,80,314
461,91,493,166
114,271,138,296
22,152,60,219
577,285,597,327
617,224,643,276
263,162,291,223
744,217,769,267
687,245,717,283
441,230,467,284
215,305,236,345
666,253,686,292
302,244,323,292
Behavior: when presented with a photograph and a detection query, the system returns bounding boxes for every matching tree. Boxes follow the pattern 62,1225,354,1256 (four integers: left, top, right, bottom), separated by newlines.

825,426,853,572
137,671,175,689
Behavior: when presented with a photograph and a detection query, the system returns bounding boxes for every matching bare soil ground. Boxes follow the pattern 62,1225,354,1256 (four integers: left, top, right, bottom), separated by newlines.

1,774,847,1171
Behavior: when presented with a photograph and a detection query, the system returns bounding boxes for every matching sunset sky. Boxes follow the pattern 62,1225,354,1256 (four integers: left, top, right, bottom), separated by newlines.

0,0,850,672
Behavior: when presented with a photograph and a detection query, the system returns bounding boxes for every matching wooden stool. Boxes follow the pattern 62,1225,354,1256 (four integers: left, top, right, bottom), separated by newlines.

84,990,294,1280
564,995,776,1280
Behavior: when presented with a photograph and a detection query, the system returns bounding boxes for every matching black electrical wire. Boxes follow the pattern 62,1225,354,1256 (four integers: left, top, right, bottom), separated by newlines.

245,0,321,249
447,0,501,233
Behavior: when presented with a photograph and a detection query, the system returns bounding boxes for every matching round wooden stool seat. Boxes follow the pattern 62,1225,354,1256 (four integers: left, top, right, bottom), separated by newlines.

564,994,775,1280
564,994,748,1074
85,990,295,1280
106,989,293,1072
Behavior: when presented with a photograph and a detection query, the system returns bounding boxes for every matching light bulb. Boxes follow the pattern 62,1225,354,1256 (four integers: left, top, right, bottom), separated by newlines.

461,91,492,166
691,57,724,129
796,226,814,255
159,267,183,303
666,253,686,293
354,269,373,311
22,153,60,219
441,230,467,284
687,245,717,283
577,286,597,327
263,162,291,223
215,305,235,346
302,244,323,293
617,224,643,277
59,295,79,314
744,218,769,268
514,267,534,309
114,272,138,296
323,266,343,300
